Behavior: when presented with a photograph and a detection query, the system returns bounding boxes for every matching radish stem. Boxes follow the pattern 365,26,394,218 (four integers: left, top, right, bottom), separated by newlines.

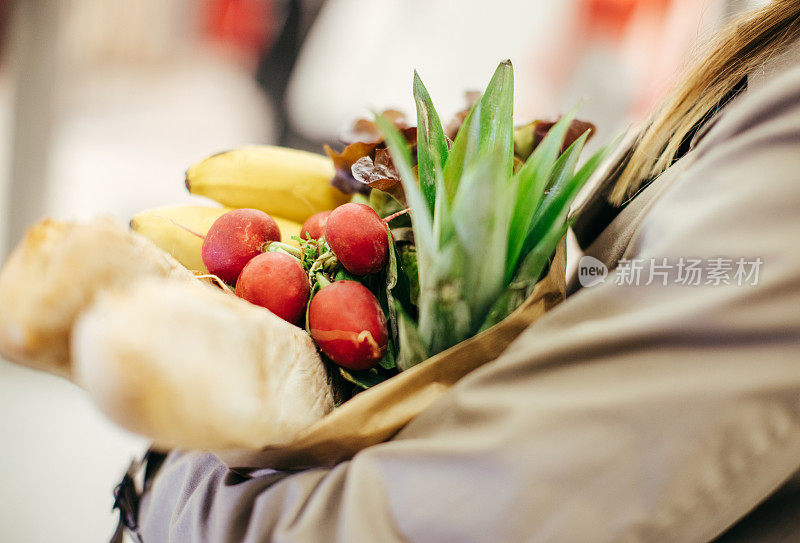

275,247,300,260
193,274,235,294
156,215,205,239
264,241,302,258
382,208,411,224
315,272,331,288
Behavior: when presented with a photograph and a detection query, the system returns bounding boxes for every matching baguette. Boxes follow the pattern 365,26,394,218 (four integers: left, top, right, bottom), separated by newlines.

0,218,193,377
72,277,333,450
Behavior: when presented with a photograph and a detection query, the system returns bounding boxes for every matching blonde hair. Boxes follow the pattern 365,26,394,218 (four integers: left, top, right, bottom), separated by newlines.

611,0,800,204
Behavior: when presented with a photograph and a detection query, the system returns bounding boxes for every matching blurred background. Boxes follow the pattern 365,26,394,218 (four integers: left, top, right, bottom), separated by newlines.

0,0,771,541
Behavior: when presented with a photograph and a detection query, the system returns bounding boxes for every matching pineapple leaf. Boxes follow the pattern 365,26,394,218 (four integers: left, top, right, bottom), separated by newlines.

433,156,455,248
520,141,614,263
545,130,589,196
446,61,515,331
506,109,578,280
515,221,569,295
417,240,472,355
375,114,434,258
414,71,449,215
441,59,514,202
395,301,428,371
442,102,477,202
475,60,515,174
451,146,511,327
479,220,569,331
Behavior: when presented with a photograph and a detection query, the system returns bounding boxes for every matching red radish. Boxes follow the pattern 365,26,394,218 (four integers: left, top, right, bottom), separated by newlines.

325,203,388,275
235,252,310,324
308,281,388,370
202,209,281,284
300,211,331,240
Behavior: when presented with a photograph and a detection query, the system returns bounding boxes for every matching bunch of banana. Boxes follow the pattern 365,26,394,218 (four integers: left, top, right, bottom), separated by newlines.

186,145,349,223
132,145,343,273
130,205,301,273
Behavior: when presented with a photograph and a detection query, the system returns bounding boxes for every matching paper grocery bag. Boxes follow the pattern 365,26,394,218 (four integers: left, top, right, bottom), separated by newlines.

216,241,566,471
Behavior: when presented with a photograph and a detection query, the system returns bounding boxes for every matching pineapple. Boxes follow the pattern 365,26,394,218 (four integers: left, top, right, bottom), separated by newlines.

377,60,613,366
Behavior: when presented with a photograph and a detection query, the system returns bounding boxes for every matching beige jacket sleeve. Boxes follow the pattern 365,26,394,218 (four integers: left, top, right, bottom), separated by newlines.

139,66,800,543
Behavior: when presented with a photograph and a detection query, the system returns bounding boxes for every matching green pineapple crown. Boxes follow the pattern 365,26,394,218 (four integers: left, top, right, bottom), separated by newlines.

377,60,613,365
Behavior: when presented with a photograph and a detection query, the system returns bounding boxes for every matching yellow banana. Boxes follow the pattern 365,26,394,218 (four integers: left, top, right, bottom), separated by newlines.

185,145,349,224
273,216,302,245
130,205,302,273
130,205,228,272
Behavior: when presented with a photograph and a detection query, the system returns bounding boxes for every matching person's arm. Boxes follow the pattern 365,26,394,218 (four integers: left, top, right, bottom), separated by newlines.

140,66,800,543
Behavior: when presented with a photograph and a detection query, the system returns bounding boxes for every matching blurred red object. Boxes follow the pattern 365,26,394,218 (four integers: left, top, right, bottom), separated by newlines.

203,0,274,57
530,0,715,125
582,0,674,39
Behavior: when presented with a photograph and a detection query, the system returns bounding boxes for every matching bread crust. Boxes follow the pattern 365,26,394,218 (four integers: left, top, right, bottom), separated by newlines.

1,217,333,449
0,218,192,377
72,277,333,449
